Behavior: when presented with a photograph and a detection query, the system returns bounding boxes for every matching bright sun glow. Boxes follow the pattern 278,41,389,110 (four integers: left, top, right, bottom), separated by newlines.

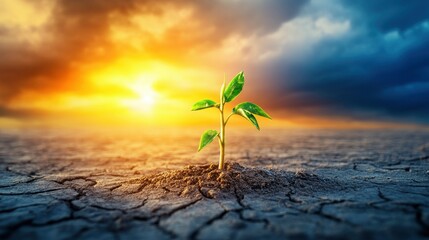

3,56,220,127
121,75,158,113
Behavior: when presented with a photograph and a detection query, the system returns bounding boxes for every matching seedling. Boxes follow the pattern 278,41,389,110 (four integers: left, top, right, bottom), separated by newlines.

192,71,272,170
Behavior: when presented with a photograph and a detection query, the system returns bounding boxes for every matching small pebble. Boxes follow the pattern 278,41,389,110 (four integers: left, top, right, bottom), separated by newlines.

207,189,217,198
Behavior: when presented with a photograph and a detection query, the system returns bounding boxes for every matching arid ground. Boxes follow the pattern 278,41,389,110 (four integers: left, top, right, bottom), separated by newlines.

1,128,429,239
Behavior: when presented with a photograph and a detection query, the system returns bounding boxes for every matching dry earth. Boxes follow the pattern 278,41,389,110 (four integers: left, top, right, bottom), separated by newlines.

0,128,429,239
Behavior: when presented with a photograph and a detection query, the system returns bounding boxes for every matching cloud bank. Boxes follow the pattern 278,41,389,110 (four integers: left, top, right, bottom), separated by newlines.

0,0,428,126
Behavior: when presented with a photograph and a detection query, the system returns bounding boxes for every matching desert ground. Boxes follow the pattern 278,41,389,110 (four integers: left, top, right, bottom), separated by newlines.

1,128,428,239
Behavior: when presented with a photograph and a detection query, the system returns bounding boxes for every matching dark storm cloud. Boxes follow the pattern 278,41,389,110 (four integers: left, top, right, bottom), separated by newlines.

341,0,429,32
262,0,429,125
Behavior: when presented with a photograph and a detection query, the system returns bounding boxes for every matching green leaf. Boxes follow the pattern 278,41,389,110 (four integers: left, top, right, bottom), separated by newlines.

234,102,272,119
223,71,244,103
235,108,260,130
192,99,218,111
198,130,219,152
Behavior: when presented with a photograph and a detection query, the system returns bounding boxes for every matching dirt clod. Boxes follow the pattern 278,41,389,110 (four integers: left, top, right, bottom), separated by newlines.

133,163,337,199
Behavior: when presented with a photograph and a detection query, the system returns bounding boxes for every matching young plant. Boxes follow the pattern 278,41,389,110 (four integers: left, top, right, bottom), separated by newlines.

192,71,272,170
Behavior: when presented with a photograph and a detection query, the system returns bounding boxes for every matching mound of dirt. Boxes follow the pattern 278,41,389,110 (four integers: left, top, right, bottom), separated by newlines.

133,163,340,199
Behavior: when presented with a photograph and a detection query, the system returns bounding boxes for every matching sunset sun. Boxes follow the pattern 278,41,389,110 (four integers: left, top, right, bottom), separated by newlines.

122,77,158,113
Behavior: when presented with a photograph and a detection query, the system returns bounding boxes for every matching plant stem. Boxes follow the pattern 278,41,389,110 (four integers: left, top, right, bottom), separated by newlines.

224,112,234,125
218,79,226,170
219,105,225,170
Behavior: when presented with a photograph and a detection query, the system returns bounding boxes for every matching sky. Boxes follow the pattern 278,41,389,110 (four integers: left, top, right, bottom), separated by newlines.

0,0,428,129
